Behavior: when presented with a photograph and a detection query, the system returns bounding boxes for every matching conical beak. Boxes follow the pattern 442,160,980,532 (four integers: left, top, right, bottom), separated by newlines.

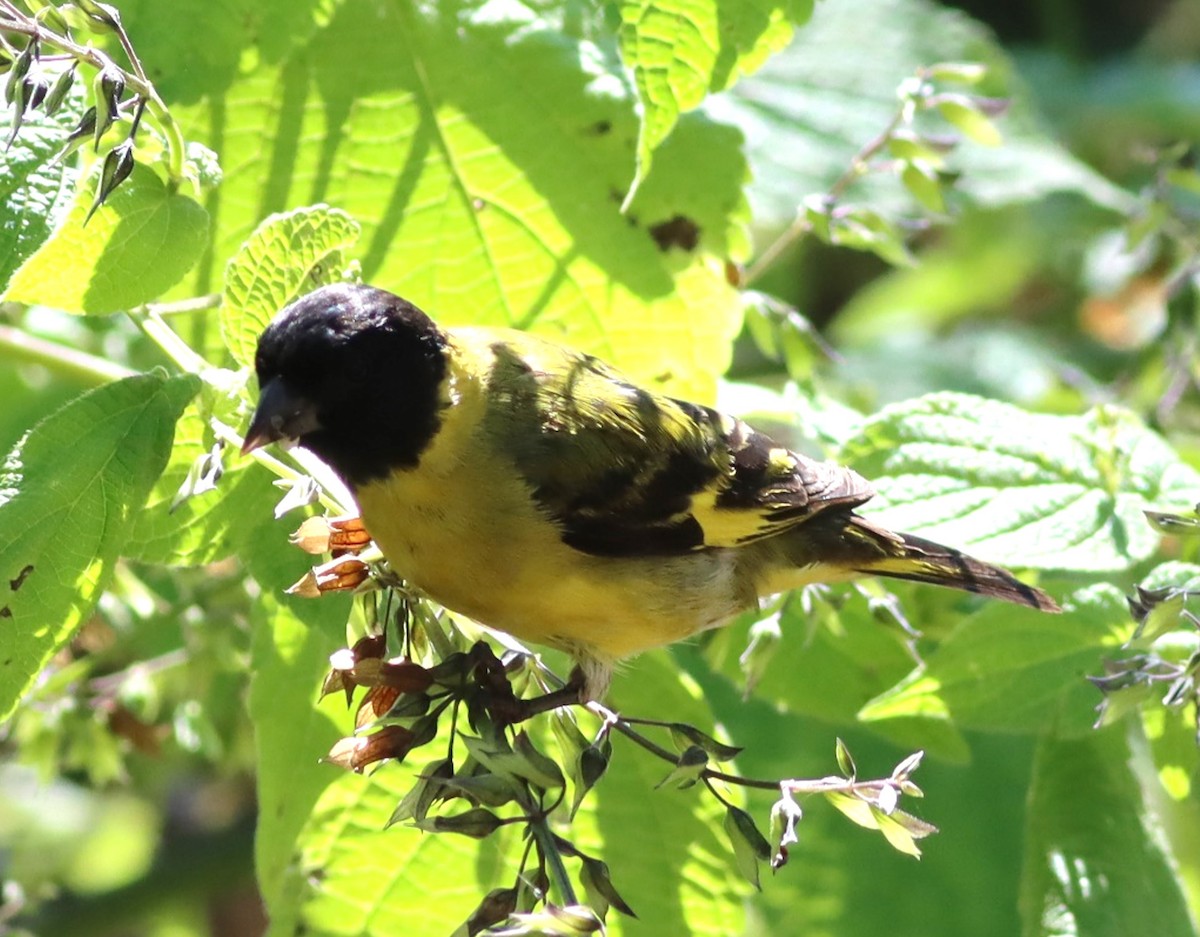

242,378,321,455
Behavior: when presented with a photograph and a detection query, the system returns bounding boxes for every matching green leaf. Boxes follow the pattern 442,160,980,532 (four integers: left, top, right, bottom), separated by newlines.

874,808,937,859
3,163,209,314
618,0,810,193
723,805,768,889
221,205,362,368
1019,729,1197,937
900,160,946,213
1142,704,1200,804
511,730,566,790
580,854,637,919
0,373,199,722
707,0,1132,227
859,585,1128,735
705,590,971,761
834,738,857,778
245,516,353,933
125,390,279,565
668,723,742,761
829,206,916,267
0,84,83,289
120,0,345,104
936,95,1003,147
574,652,748,937
291,775,522,937
414,807,504,839
176,0,747,401
839,393,1200,573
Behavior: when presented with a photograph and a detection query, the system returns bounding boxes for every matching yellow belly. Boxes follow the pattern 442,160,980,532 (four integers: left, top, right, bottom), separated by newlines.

354,462,750,662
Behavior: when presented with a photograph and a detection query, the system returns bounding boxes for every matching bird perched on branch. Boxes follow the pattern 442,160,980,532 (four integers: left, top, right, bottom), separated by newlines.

243,283,1058,704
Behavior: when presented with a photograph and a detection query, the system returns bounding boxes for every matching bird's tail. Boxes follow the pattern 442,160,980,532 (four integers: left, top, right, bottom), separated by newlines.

847,517,1060,612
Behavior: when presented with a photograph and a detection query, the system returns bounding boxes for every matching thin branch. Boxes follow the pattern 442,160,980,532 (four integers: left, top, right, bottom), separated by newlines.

587,700,917,796
144,294,222,316
529,814,577,906
587,702,783,791
0,323,135,384
743,104,908,286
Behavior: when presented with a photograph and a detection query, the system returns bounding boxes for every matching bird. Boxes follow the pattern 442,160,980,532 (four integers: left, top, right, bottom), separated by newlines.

242,283,1059,705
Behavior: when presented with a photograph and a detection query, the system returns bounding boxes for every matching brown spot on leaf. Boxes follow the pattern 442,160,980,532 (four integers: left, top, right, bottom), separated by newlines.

649,215,700,252
585,119,612,135
10,564,33,591
0,607,10,620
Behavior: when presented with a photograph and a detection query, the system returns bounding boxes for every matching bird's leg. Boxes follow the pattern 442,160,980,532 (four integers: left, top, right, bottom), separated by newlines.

503,671,588,722
468,643,586,725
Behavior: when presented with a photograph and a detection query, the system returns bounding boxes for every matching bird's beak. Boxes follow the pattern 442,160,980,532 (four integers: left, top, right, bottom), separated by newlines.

241,378,321,455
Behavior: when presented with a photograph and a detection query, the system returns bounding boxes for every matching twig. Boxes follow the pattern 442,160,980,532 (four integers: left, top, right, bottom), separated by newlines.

587,701,780,791
529,814,577,905
143,294,222,316
0,323,135,384
744,107,907,286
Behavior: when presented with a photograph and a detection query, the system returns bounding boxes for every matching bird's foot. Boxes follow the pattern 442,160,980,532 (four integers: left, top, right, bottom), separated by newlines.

468,643,586,725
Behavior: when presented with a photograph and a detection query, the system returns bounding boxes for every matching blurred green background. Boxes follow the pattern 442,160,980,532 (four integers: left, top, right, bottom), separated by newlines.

2,0,1199,934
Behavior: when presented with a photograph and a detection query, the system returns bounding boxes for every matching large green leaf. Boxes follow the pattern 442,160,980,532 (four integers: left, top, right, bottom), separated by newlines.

583,652,747,936
245,521,355,936
839,393,1200,573
1019,728,1198,937
701,588,971,760
176,0,747,400
618,0,811,191
859,585,1128,736
0,373,199,722
221,205,362,369
3,163,210,314
0,87,83,290
120,0,346,103
125,395,279,567
290,774,521,937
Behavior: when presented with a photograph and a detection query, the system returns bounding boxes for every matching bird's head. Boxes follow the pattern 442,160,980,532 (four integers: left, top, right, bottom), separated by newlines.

242,283,448,488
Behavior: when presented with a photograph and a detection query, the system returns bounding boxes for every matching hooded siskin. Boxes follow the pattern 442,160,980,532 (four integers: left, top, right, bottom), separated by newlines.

244,283,1059,700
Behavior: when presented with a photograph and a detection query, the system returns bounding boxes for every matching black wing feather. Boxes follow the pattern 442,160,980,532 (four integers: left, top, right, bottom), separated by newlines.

480,336,873,557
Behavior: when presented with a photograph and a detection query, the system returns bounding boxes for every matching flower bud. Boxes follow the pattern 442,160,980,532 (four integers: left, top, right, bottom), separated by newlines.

42,66,75,116
84,139,135,224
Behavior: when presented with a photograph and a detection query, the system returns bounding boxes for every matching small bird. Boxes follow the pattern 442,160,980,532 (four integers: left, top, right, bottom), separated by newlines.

243,283,1059,703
